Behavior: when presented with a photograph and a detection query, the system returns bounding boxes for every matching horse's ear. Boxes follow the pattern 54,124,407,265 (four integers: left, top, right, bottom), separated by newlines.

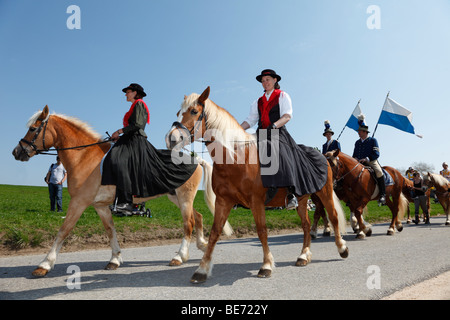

333,149,340,158
41,105,49,120
198,86,210,104
427,172,431,177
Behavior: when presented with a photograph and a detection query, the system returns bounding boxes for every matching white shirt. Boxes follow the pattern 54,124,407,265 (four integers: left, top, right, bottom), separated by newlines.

244,90,293,128
48,163,67,184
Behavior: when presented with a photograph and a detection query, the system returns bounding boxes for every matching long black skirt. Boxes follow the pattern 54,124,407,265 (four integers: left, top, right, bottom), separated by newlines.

101,133,198,198
257,127,328,197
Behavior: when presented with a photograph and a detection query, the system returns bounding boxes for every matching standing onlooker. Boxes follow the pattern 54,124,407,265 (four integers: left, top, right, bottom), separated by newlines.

412,172,429,224
440,162,450,181
45,156,67,212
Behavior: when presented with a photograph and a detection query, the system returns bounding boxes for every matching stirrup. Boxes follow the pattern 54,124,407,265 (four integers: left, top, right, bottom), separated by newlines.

285,194,298,210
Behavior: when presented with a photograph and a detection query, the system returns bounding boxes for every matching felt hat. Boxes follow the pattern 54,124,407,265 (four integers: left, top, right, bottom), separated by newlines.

323,120,334,136
122,83,147,97
357,114,370,132
256,69,281,82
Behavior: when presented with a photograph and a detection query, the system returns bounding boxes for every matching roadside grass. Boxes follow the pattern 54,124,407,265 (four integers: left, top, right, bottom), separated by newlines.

0,184,444,251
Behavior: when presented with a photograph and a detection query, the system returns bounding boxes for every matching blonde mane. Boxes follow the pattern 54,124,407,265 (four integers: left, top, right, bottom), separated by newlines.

430,173,450,189
27,110,102,142
181,93,256,152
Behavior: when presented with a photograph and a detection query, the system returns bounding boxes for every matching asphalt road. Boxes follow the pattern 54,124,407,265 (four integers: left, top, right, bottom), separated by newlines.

1,216,449,302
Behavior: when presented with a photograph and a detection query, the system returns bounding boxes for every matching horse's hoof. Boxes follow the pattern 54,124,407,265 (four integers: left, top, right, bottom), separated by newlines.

257,268,272,278
339,247,349,259
397,225,403,232
386,229,394,236
323,231,331,237
365,228,372,237
445,221,450,226
105,262,119,270
32,267,49,278
295,258,309,267
310,233,317,240
191,272,207,284
356,232,365,240
169,259,183,267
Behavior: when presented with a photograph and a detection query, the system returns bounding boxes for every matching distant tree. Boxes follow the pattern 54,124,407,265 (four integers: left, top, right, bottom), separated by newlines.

411,162,435,175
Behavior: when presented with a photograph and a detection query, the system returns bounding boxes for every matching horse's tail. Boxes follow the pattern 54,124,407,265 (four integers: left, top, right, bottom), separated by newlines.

332,191,347,235
398,192,408,222
198,158,233,236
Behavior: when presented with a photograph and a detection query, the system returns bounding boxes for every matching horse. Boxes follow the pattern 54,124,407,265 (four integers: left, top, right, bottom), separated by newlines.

12,105,232,277
325,149,410,238
423,172,450,225
165,87,348,283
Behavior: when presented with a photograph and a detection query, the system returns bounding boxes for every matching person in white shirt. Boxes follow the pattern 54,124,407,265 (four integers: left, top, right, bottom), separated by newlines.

45,156,67,212
240,69,329,210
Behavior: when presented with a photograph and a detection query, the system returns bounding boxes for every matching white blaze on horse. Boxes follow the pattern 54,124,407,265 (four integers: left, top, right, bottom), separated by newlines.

12,105,231,277
166,87,348,283
423,172,450,225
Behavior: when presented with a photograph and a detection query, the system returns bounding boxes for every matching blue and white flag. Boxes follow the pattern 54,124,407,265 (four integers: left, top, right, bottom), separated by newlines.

378,97,422,138
345,101,362,131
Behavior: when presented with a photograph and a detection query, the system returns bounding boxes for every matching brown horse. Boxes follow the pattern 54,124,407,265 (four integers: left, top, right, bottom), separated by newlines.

165,87,348,283
12,105,231,277
423,172,450,225
325,150,409,238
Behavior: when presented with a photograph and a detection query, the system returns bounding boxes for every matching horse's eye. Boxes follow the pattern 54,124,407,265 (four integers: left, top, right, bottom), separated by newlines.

190,109,199,115
29,127,37,132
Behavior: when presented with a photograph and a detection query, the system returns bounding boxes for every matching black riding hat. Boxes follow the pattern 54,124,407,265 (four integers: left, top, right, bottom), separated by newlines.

256,69,281,82
122,83,147,97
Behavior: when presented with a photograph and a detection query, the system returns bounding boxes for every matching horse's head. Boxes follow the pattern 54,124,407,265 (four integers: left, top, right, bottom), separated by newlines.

12,105,54,161
166,86,210,150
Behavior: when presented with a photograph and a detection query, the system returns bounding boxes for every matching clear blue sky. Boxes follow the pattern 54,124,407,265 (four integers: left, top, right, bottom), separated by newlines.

1,0,449,187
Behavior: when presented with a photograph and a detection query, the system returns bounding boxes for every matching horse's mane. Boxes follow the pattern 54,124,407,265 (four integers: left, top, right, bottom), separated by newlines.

181,93,256,152
27,110,102,142
430,173,450,188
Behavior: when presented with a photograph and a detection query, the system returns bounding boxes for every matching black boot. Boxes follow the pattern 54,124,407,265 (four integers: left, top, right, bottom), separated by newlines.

376,176,386,205
424,213,430,224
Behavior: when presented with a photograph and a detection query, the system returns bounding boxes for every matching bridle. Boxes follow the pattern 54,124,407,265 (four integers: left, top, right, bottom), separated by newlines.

17,115,111,157
171,101,209,143
328,156,364,189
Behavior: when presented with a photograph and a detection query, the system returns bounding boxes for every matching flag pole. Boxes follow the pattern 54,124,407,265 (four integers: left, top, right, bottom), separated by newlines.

372,92,389,138
337,99,360,141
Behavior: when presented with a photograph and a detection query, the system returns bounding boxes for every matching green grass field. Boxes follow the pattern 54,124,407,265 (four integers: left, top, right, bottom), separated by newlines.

0,184,443,251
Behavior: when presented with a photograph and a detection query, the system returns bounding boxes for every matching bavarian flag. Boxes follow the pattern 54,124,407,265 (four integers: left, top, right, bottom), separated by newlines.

378,96,423,138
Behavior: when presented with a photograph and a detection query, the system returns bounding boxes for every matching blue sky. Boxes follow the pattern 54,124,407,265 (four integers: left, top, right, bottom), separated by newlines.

1,0,450,187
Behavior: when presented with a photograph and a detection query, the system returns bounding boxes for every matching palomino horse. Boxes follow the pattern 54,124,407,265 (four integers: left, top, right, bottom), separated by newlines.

423,172,450,225
12,105,231,277
325,150,410,238
166,87,348,283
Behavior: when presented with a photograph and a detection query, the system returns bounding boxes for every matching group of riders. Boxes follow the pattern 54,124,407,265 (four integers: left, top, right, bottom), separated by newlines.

103,69,390,211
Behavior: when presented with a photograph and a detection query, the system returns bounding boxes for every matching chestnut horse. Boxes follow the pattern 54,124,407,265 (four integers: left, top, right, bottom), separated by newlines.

423,172,450,225
325,150,410,238
165,87,348,283
12,105,231,277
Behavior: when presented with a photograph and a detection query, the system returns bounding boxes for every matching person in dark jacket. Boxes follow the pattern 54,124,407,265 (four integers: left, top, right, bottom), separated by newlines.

352,115,386,204
102,83,197,210
322,120,341,154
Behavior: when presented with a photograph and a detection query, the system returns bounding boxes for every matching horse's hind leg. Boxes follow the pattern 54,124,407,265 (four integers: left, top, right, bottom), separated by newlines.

296,196,313,266
385,197,397,235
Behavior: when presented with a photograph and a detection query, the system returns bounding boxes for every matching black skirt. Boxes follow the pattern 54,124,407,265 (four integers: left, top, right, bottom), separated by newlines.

101,133,198,198
257,127,328,196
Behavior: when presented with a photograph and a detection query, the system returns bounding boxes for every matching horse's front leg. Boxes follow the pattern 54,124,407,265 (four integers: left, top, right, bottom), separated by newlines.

191,197,233,284
32,198,89,277
385,197,397,235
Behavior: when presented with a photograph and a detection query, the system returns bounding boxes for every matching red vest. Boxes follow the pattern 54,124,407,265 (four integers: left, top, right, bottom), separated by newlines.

257,89,282,129
123,99,150,127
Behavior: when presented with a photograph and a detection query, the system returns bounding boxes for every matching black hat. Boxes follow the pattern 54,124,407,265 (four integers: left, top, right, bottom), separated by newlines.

122,83,147,97
323,120,334,136
256,69,281,82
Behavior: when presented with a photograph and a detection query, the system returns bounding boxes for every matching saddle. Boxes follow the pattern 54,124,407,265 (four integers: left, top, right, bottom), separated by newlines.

364,166,394,186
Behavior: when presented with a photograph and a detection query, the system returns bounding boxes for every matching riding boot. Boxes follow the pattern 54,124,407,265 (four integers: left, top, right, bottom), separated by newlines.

376,176,386,205
413,214,420,225
286,187,298,210
424,212,430,224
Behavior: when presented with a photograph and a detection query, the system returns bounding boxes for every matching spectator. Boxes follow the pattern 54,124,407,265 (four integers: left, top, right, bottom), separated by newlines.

45,156,67,212
412,172,429,224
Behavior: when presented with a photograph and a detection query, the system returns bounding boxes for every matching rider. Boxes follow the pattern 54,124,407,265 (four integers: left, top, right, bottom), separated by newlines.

352,115,386,205
101,83,197,211
440,162,450,181
240,69,328,210
322,120,341,155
